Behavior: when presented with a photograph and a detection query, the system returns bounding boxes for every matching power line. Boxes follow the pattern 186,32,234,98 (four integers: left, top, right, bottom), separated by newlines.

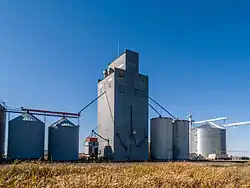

148,96,176,120
78,92,106,115
149,103,162,117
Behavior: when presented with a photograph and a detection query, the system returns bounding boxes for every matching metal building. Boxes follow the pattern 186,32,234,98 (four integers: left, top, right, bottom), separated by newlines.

150,117,173,160
97,49,149,161
191,123,226,158
173,120,189,160
0,102,6,158
7,113,45,160
48,118,79,161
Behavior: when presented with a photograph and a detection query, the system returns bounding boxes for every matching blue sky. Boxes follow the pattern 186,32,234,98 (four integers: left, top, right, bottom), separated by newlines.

1,1,250,155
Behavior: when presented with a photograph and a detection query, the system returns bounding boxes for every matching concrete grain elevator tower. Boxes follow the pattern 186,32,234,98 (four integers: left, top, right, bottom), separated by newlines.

97,49,148,161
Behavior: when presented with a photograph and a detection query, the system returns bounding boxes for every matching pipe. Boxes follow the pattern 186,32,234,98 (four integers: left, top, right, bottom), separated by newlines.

207,122,225,129
6,110,79,118
223,121,250,127
91,130,109,144
21,108,79,117
193,117,228,124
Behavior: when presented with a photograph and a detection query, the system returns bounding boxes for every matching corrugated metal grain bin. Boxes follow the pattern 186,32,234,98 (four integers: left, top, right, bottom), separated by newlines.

48,118,79,161
192,123,226,158
150,117,173,160
0,103,6,158
7,113,45,160
190,127,197,154
173,120,189,160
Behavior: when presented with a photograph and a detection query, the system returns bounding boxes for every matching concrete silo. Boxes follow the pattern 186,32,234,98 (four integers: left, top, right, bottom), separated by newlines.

7,113,45,160
48,118,79,161
192,123,226,158
150,117,173,160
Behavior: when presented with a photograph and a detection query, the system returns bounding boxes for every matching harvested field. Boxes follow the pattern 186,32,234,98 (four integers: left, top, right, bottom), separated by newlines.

0,162,250,187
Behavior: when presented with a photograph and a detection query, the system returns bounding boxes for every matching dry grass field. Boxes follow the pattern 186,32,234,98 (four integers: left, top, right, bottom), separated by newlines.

0,162,250,188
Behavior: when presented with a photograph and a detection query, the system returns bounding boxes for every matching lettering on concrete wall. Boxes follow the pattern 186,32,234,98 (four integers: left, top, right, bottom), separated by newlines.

134,88,145,98
119,85,146,98
119,85,129,94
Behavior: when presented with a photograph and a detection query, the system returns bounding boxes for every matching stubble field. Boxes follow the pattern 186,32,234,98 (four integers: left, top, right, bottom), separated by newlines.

0,161,250,187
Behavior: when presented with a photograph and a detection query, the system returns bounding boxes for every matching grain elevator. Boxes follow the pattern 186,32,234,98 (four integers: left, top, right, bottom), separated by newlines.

97,49,148,161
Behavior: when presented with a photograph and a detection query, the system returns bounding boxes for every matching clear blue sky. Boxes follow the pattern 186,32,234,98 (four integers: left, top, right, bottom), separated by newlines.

1,1,250,156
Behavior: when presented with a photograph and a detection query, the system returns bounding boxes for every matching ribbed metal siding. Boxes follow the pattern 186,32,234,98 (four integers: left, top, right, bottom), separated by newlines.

173,120,189,160
0,104,6,157
150,117,173,160
48,118,79,161
190,128,197,154
220,129,227,154
194,124,226,158
7,113,45,160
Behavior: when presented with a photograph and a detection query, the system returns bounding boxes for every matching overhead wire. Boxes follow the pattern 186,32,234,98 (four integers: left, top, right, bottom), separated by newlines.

104,90,128,151
84,90,112,144
148,96,176,120
148,103,162,117
78,92,106,141
104,92,114,125
87,126,97,138
78,92,106,115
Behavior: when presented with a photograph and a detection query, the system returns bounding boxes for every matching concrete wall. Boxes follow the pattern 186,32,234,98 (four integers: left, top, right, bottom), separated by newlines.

108,53,126,71
114,70,148,161
125,49,139,75
108,49,139,74
97,73,115,159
